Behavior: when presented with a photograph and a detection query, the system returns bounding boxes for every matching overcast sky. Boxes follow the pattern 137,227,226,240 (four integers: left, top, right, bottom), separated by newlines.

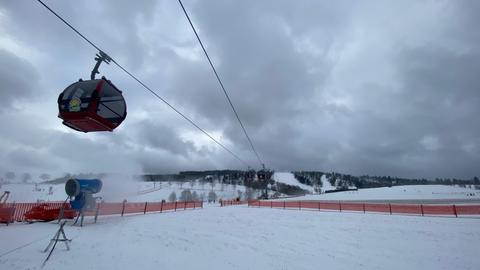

0,0,478,179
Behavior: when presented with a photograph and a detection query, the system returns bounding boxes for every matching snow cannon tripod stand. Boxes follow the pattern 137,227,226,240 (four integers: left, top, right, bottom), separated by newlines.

42,221,71,267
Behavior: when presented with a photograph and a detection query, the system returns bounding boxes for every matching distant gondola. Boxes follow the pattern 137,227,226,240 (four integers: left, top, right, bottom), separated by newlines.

57,51,127,132
257,168,272,181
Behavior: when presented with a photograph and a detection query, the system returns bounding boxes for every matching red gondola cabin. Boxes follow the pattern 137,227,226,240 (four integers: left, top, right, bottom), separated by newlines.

58,77,127,132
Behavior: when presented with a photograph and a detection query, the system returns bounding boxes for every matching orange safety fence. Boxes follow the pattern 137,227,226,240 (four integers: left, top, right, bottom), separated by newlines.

247,200,480,218
220,200,249,206
0,200,203,224
1,202,69,222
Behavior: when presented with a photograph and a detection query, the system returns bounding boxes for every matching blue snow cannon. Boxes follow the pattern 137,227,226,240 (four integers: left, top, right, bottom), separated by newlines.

65,179,102,210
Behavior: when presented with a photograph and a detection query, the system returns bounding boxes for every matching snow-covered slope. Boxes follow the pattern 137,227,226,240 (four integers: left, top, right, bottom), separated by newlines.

287,185,480,201
320,174,336,191
0,177,253,203
273,172,314,192
1,205,480,269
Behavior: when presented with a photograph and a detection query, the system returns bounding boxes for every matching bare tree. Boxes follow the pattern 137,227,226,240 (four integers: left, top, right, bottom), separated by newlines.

245,188,255,200
40,173,51,181
208,190,217,202
21,173,32,183
210,180,216,190
179,189,192,201
5,172,15,181
168,191,177,202
237,190,243,200
192,191,199,201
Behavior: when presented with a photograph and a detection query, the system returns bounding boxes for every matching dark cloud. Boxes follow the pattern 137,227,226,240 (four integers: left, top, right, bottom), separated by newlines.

0,50,38,109
134,120,196,157
0,0,479,178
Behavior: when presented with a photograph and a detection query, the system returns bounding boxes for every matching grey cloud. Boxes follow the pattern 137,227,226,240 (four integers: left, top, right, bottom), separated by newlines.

134,120,196,157
0,49,38,109
0,0,479,179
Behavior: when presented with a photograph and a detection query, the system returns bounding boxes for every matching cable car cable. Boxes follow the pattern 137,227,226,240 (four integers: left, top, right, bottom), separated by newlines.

35,0,250,167
177,0,265,168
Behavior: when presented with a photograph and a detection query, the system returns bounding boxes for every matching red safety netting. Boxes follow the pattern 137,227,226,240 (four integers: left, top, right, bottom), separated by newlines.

0,207,15,224
364,203,391,213
298,201,318,209
248,200,480,218
1,200,203,223
422,205,455,215
456,205,480,215
284,201,301,209
318,202,341,211
162,202,178,211
220,200,248,206
123,202,146,214
389,204,421,215
339,203,365,212
1,202,68,222
97,202,124,216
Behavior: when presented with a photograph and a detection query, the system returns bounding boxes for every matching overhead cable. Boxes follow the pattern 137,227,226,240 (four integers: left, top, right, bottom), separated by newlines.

35,0,250,167
178,0,265,168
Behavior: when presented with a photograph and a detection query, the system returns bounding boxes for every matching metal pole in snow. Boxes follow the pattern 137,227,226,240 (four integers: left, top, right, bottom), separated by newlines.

121,200,126,217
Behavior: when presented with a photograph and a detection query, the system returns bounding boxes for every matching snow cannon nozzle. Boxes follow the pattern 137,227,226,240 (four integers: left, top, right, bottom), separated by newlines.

65,178,102,197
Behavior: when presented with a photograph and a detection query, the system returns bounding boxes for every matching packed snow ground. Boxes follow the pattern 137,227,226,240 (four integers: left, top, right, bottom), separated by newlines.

1,205,480,270
273,172,314,192
288,185,480,202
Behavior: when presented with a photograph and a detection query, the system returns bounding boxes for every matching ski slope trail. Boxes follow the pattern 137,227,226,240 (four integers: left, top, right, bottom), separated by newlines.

273,172,314,192
1,205,480,270
287,185,480,202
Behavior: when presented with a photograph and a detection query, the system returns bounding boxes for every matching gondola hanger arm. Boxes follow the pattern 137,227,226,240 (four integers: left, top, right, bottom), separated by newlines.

90,51,112,80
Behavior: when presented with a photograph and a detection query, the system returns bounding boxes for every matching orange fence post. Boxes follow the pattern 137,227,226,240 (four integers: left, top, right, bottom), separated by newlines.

299,201,302,210
271,201,273,208
420,204,424,216
184,201,187,210
453,205,458,218
174,201,177,212
389,203,392,215
9,206,14,225
283,201,286,209
160,201,164,213
121,200,126,217
363,203,366,213
12,202,16,223
318,202,321,211
339,201,342,212
143,202,148,214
